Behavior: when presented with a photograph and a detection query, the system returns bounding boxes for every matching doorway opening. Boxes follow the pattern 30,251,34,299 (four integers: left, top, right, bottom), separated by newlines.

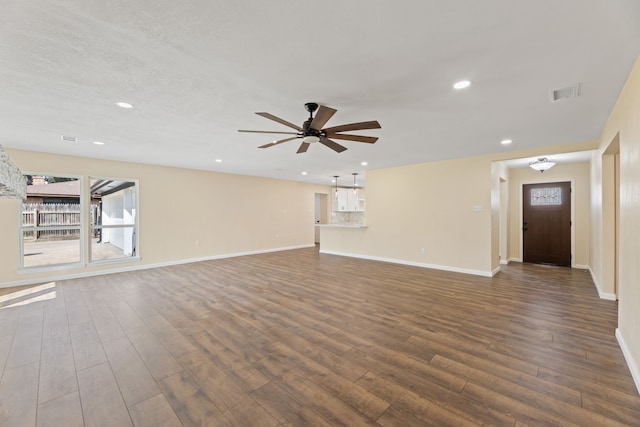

314,193,328,244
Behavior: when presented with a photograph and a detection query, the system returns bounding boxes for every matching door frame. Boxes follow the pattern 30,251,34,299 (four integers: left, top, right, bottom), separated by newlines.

314,192,329,244
518,179,576,267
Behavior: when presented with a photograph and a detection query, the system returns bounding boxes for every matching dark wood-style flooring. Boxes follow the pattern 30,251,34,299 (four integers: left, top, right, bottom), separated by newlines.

1,247,639,426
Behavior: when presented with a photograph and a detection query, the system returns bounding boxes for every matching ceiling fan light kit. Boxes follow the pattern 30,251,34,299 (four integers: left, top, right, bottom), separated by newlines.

239,102,381,154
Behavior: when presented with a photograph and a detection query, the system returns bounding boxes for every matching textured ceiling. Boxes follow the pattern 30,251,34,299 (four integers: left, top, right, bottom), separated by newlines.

1,1,639,186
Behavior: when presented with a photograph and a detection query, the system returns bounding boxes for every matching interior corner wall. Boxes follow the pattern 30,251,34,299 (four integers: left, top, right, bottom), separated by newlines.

321,155,494,276
591,54,640,392
507,162,591,268
0,149,330,287
491,161,509,273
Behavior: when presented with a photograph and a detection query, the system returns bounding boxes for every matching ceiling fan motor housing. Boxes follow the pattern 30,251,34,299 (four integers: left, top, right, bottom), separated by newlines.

304,102,319,113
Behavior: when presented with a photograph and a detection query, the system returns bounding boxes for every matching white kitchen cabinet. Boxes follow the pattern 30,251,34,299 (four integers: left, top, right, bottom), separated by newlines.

333,188,365,211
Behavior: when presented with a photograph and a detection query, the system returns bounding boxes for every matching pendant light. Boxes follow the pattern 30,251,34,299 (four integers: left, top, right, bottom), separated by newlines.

333,176,339,199
352,172,358,195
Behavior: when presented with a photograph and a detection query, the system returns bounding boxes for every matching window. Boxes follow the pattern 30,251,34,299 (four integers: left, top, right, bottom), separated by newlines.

21,175,83,268
531,187,562,206
90,178,137,263
19,174,138,270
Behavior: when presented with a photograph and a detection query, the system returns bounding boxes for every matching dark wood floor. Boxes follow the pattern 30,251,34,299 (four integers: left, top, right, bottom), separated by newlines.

1,247,639,426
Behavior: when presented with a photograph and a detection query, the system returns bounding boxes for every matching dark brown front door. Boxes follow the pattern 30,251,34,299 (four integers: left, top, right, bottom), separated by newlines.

523,182,571,266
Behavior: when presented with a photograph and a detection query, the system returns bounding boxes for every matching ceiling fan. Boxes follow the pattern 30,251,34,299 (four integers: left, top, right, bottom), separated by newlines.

238,102,381,154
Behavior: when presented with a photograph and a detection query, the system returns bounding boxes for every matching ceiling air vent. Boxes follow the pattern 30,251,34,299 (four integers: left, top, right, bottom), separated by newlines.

550,83,581,103
61,135,78,142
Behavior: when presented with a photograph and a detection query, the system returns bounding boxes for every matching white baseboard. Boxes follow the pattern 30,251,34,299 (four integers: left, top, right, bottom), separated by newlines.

509,257,522,263
616,329,640,395
0,244,315,289
319,250,493,277
588,267,617,300
574,264,589,270
500,259,509,265
491,266,501,276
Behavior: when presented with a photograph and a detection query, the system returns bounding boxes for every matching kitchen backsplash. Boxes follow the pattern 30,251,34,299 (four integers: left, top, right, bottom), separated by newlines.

331,211,366,226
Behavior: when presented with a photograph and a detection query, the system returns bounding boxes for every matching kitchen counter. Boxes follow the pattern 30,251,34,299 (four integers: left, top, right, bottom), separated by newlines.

316,224,367,228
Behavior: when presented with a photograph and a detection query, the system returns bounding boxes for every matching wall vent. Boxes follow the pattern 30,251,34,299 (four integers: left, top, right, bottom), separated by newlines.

550,83,581,102
61,135,78,142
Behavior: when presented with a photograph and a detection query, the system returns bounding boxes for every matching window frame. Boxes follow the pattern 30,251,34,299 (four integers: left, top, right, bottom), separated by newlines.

18,173,141,272
19,172,85,272
88,176,140,266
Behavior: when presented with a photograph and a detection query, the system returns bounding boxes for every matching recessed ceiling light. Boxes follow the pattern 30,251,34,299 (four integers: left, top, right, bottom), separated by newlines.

501,139,512,145
93,141,105,145
301,171,307,175
453,80,471,90
116,102,133,109
361,161,368,166
215,159,222,163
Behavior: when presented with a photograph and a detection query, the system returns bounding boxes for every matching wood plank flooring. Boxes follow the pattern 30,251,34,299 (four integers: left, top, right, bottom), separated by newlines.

1,247,639,426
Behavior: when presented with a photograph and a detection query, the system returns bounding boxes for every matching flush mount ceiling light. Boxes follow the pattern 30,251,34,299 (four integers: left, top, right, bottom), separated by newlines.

215,159,222,163
453,80,471,90
529,157,556,173
301,171,308,175
501,139,512,145
93,141,105,145
361,161,368,166
116,102,133,109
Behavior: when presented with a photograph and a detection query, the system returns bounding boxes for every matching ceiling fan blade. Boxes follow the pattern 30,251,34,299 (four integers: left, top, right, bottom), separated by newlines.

256,112,302,131
239,130,298,135
297,142,311,154
322,120,381,134
258,137,298,148
325,133,378,144
319,137,347,153
310,105,337,130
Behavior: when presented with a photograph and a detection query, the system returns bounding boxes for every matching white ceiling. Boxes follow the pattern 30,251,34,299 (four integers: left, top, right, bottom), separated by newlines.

1,1,639,186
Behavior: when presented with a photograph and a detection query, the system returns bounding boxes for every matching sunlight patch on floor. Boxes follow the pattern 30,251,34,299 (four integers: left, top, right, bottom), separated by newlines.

0,281,56,309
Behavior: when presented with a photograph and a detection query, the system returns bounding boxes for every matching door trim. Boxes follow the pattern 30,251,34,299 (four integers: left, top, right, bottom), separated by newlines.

518,179,576,268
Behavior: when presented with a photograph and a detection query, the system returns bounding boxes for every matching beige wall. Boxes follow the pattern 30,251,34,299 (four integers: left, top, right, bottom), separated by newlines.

507,162,591,268
591,55,640,390
321,140,596,277
322,156,494,275
0,149,330,287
